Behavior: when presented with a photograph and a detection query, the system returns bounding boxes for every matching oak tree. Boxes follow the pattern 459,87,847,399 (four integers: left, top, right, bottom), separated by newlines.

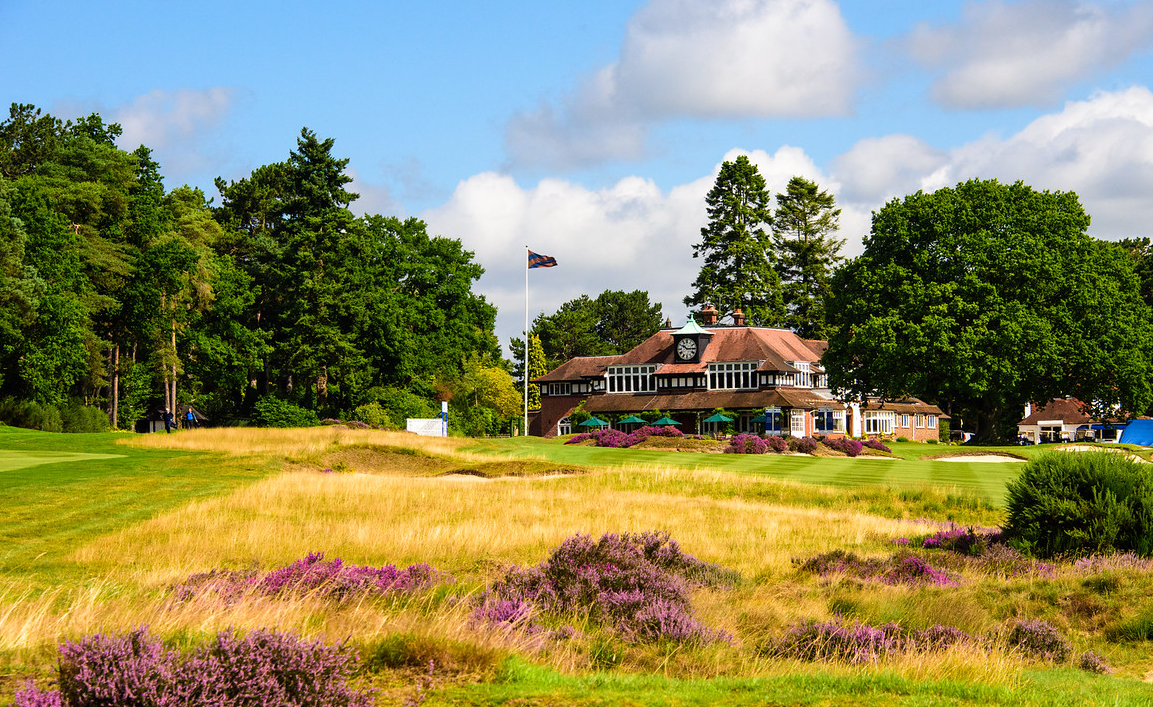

825,179,1153,441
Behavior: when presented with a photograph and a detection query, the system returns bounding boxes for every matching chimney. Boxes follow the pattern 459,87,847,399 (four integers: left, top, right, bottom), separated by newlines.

732,308,745,326
700,305,718,326
1024,402,1032,419
664,317,672,328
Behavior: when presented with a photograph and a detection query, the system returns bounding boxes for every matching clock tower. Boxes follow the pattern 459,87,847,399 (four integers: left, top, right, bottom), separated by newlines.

671,315,713,364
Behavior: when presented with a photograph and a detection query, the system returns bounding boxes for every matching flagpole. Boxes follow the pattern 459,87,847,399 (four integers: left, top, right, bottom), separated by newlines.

524,245,529,437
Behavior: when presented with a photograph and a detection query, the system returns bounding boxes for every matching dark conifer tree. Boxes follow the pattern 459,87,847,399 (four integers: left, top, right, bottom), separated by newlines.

684,155,783,326
773,176,843,339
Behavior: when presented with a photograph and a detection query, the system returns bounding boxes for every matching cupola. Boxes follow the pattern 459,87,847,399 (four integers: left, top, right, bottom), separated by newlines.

671,315,713,364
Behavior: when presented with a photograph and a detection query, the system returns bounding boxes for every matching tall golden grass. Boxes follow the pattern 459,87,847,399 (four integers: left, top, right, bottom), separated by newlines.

2,429,1120,687
70,466,940,586
120,426,479,460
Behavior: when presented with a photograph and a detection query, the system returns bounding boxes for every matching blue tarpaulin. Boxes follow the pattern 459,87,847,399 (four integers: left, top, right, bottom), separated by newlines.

1120,419,1153,446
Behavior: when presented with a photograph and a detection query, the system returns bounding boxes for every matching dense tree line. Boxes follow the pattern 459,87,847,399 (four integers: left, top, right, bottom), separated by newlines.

825,179,1153,442
683,158,1153,442
0,104,513,434
7,109,1150,443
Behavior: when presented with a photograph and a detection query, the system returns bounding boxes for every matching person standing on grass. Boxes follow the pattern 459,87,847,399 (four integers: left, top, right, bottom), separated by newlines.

163,409,174,433
185,407,195,429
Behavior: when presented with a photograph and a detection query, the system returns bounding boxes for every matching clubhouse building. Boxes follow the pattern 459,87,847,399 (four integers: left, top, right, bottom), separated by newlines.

531,307,946,440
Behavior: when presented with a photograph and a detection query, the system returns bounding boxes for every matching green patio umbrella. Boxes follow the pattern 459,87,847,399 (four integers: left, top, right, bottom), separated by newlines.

702,412,733,423
750,413,768,423
578,416,609,427
617,415,648,426
652,416,681,426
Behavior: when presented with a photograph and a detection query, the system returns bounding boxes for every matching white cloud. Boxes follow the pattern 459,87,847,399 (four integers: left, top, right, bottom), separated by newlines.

829,87,1153,244
907,0,1153,109
114,88,234,150
613,0,860,118
433,86,1153,350
424,146,834,349
832,135,948,203
505,0,862,170
346,166,405,219
110,88,236,179
931,86,1153,237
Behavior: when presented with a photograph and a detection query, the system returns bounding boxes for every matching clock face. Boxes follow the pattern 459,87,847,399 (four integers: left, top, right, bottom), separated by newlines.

676,337,697,361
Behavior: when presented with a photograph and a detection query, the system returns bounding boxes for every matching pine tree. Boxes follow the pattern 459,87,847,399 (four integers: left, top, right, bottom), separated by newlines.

773,176,843,339
684,155,783,326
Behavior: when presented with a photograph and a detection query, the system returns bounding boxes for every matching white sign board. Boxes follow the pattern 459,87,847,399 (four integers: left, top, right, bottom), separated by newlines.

407,418,446,437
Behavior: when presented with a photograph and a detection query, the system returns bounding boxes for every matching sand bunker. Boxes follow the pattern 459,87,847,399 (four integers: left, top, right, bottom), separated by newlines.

1055,445,1149,463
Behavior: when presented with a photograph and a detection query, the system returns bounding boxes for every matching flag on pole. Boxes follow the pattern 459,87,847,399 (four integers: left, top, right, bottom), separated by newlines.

528,250,558,269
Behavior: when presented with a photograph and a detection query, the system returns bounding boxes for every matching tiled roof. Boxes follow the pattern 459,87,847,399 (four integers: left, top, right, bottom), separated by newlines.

583,388,842,414
862,397,949,417
611,327,823,372
1018,397,1092,425
533,355,617,383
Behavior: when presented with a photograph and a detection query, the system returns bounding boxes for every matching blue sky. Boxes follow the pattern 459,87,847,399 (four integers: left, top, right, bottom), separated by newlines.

5,0,1153,351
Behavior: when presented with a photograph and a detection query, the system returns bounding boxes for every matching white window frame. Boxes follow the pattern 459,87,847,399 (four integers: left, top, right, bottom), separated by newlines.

899,413,910,428
790,410,806,436
863,411,896,435
915,414,926,429
708,361,758,390
557,416,572,436
791,361,813,389
606,365,656,393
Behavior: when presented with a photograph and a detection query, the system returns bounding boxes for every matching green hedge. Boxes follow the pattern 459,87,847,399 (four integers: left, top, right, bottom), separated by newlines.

251,396,320,428
0,398,110,433
1004,451,1153,558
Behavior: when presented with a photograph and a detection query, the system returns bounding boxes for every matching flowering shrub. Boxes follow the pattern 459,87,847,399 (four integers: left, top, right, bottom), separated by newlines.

13,686,62,707
999,619,1071,663
766,617,1080,666
569,425,686,448
1078,651,1112,674
174,553,446,602
795,550,956,586
765,435,788,453
962,542,1054,579
883,557,953,586
788,436,820,454
590,428,630,448
725,434,769,454
764,619,971,664
888,527,1051,578
861,438,891,453
823,438,863,457
922,527,988,555
473,531,737,643
1074,552,1153,573
16,627,372,707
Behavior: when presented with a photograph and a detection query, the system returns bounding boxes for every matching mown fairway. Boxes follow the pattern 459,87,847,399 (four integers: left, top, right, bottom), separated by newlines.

2,427,1152,706
464,436,1031,505
0,427,273,585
